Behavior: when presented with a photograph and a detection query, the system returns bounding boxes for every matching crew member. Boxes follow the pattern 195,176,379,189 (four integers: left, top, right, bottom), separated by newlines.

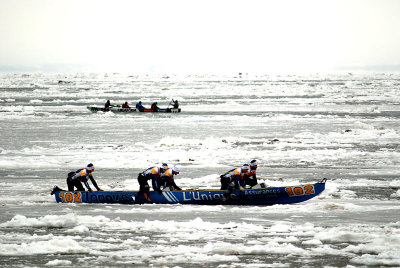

136,101,145,111
122,102,130,108
244,160,258,187
220,164,250,192
66,163,103,192
172,99,179,109
137,163,169,195
105,100,111,109
161,165,182,191
150,102,160,112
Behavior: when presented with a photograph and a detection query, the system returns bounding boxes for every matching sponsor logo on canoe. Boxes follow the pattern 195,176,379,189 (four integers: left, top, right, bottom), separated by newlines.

245,189,281,196
180,191,224,202
112,108,136,112
58,192,135,203
89,193,135,203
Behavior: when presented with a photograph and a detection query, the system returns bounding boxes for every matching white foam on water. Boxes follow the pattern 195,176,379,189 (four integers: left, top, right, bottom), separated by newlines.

0,236,87,256
0,214,79,228
0,213,398,266
390,190,400,198
45,259,72,266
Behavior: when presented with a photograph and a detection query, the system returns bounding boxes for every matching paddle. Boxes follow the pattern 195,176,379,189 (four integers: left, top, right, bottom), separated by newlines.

167,99,174,108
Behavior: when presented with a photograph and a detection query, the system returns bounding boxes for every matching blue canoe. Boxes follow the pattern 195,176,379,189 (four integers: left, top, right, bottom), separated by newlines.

53,179,326,206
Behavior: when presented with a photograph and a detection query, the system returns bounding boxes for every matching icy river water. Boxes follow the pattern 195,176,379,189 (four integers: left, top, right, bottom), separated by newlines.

0,72,399,267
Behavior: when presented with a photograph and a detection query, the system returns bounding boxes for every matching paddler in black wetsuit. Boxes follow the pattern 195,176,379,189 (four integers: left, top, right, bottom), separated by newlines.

244,160,258,187
220,164,250,201
160,165,182,191
137,163,169,195
67,163,103,192
50,163,103,195
172,99,179,108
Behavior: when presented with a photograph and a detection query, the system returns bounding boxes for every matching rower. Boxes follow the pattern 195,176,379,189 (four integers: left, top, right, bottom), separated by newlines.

136,101,145,111
220,164,250,192
151,102,160,112
161,165,182,191
244,160,258,188
137,163,169,195
66,163,103,192
104,100,112,109
172,99,179,109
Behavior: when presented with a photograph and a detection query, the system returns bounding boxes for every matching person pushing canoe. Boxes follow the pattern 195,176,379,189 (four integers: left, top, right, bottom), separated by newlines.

244,160,258,188
50,163,103,195
160,165,182,191
137,163,169,195
220,164,250,192
67,163,103,192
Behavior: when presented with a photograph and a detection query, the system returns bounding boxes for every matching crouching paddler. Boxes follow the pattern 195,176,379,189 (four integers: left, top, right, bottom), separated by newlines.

137,163,169,196
50,163,103,195
160,165,182,191
220,164,250,200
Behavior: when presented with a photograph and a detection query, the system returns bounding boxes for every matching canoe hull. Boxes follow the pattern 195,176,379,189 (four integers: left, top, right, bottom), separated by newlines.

87,106,181,113
87,106,136,113
139,108,181,113
54,181,326,206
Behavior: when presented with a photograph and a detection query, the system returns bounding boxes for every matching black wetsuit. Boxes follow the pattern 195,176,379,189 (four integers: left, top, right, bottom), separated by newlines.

67,169,100,191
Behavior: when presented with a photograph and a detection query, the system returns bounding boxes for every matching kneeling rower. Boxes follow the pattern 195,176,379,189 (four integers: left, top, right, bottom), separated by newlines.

161,165,182,191
244,160,258,188
220,164,250,196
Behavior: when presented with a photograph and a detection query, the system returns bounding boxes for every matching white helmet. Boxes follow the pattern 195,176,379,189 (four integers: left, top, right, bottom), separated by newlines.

173,165,181,172
241,164,250,170
87,163,95,171
161,163,169,170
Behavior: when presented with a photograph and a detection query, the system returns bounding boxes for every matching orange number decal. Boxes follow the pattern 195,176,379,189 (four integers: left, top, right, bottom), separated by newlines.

59,192,81,203
65,192,73,202
286,185,315,197
74,192,82,202
285,187,294,196
59,192,82,203
304,185,315,194
294,187,304,195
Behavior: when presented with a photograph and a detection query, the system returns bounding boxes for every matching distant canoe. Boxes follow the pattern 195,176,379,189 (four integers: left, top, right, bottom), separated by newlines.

53,179,326,206
87,106,181,113
87,106,136,113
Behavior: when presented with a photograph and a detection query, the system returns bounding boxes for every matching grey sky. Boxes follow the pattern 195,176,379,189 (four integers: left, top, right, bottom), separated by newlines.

1,0,399,73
